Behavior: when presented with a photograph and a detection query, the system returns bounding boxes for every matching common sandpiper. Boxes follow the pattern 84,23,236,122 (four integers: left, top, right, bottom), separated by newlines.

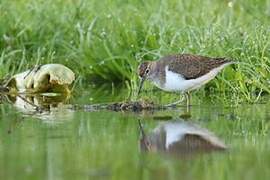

137,54,234,106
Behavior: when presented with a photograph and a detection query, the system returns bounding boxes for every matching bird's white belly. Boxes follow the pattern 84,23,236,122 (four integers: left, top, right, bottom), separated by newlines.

155,65,228,92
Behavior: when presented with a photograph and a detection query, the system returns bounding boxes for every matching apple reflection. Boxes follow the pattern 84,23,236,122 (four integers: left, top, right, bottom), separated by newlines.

8,94,73,122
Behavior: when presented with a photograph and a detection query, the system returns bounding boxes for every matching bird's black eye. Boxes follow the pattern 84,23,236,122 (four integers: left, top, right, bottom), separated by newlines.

145,69,150,74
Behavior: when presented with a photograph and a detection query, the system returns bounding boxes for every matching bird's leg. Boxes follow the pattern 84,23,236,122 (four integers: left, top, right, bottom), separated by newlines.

164,92,192,119
185,92,191,107
179,92,192,119
184,91,192,113
164,94,185,107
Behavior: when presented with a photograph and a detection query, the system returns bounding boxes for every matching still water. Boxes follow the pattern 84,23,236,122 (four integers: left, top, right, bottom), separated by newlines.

0,89,270,180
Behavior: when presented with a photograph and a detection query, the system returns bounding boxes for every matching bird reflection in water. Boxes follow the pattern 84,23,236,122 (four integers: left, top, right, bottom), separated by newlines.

139,119,226,156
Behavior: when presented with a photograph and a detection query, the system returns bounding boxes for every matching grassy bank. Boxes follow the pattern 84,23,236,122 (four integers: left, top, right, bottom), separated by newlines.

0,0,269,101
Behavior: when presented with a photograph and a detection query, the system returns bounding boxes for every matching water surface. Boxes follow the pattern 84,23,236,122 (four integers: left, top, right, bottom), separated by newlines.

0,90,269,180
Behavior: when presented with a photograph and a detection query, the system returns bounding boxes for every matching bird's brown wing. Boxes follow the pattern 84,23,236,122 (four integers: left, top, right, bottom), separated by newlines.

161,54,231,80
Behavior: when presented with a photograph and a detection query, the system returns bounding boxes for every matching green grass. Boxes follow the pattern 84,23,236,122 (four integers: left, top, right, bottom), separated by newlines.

0,0,270,101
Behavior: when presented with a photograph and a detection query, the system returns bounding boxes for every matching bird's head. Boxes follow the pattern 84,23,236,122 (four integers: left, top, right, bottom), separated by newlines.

137,61,152,95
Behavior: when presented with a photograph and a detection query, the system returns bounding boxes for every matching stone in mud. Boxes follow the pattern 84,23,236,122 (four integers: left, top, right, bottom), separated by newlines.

107,100,155,111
